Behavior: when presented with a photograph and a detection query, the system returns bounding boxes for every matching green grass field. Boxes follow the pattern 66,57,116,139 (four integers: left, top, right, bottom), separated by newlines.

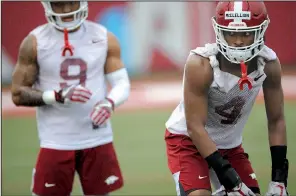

3,103,296,195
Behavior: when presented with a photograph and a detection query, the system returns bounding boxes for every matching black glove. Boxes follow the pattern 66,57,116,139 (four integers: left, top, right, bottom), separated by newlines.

205,151,242,191
272,158,289,187
270,146,289,187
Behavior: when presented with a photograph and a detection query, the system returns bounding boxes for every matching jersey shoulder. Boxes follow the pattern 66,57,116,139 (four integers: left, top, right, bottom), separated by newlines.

84,20,108,41
258,45,277,62
190,43,218,58
28,23,53,51
29,23,51,37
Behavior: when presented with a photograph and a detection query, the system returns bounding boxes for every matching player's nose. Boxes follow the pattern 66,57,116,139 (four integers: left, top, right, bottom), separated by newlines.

233,36,244,47
62,3,72,13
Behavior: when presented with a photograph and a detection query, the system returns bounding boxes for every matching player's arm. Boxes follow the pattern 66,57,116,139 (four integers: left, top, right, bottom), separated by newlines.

184,54,216,157
11,34,46,107
11,34,92,107
90,32,130,126
104,31,130,109
184,54,242,191
263,59,288,187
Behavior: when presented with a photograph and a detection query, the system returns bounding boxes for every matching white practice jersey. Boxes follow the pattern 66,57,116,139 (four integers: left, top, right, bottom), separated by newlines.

31,21,112,150
166,43,277,149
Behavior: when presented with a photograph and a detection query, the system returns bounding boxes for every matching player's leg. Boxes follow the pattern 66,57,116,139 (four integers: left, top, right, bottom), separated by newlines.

221,145,260,195
31,148,76,196
76,142,123,195
165,129,211,196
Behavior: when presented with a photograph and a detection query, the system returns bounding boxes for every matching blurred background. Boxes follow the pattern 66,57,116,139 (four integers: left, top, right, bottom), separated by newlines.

2,2,296,195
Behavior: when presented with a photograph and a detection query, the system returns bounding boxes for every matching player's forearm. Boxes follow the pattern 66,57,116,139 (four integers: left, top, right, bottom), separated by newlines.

12,86,46,107
268,118,288,184
268,118,287,146
188,126,217,158
105,68,130,108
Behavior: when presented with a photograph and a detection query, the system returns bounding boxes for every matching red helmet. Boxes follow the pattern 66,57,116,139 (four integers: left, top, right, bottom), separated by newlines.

212,1,270,63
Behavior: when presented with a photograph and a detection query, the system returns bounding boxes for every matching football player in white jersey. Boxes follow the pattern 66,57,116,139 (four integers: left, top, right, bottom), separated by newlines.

165,2,289,196
11,1,130,195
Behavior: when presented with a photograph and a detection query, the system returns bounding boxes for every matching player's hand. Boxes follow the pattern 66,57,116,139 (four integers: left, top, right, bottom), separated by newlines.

266,158,289,196
206,151,242,192
90,98,114,126
212,183,256,196
55,84,92,104
266,181,289,196
215,165,242,192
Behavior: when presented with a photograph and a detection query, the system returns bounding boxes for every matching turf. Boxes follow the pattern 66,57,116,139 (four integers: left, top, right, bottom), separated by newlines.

2,103,296,195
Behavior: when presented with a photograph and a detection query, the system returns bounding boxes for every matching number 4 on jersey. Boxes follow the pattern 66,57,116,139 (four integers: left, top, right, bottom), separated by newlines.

215,96,246,125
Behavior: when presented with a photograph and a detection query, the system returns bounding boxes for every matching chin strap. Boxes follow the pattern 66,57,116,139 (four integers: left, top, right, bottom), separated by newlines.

62,28,74,56
238,61,252,91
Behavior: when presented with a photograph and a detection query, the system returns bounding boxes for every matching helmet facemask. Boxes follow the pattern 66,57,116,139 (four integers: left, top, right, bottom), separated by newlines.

41,1,88,31
212,17,269,64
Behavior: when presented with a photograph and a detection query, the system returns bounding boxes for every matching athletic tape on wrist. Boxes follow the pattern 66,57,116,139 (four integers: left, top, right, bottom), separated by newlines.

42,90,56,105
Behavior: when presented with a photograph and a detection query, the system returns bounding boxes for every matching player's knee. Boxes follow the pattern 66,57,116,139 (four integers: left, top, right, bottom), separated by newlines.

187,189,211,196
179,183,211,196
179,180,211,196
